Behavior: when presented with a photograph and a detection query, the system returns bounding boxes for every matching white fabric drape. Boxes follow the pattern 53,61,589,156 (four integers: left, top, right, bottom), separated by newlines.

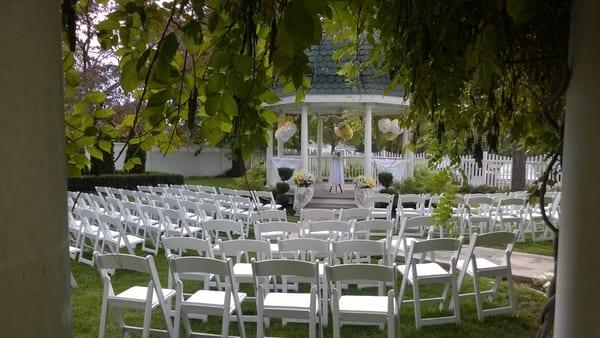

293,186,314,212
354,188,373,208
328,152,345,185
373,158,409,181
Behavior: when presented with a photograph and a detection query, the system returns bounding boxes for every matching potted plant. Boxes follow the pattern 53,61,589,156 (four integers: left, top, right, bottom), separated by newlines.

353,175,376,207
291,169,315,212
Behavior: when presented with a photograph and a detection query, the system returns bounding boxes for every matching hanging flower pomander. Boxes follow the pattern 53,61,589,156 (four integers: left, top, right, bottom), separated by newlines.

274,115,297,142
334,121,353,141
378,118,402,141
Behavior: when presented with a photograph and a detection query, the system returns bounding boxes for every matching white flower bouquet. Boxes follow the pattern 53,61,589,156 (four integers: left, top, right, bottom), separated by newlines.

291,169,315,187
354,175,376,188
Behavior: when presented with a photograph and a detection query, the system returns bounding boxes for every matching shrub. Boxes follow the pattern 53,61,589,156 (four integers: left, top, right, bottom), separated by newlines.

276,182,290,195
89,145,115,175
278,167,294,181
233,164,266,190
378,172,394,188
274,182,290,207
68,172,184,192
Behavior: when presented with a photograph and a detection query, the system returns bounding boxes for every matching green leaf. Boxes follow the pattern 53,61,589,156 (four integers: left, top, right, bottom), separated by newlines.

232,54,253,74
219,120,233,133
84,126,99,136
121,58,140,92
182,20,203,53
62,52,75,72
98,140,112,153
147,90,171,107
94,108,116,119
123,159,135,171
205,94,221,115
84,92,107,104
207,12,219,33
284,0,314,47
221,93,238,116
209,50,230,69
260,110,278,123
65,69,80,87
206,74,226,94
88,146,104,160
131,156,142,165
259,90,281,104
121,114,136,127
159,32,179,61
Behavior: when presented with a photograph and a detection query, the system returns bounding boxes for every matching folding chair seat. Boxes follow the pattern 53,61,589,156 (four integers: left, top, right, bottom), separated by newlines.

252,259,323,338
397,238,463,329
185,184,201,192
255,221,301,256
169,256,247,338
326,264,398,338
332,239,388,266
252,190,282,210
338,207,371,222
306,220,352,241
94,253,174,338
457,231,519,320
366,194,395,220
219,187,238,196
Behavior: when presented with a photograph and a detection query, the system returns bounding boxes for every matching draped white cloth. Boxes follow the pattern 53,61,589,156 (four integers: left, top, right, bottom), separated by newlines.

329,152,345,185
293,186,314,212
354,188,373,208
373,158,409,181
270,157,302,185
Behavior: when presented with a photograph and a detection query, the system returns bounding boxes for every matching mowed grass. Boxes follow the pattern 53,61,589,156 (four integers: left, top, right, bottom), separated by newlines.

71,246,546,337
185,176,236,189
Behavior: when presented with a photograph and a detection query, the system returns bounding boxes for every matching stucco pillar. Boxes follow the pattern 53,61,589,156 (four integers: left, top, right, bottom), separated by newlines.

301,104,309,170
0,0,71,336
316,115,324,181
555,0,600,336
276,113,284,157
363,104,373,177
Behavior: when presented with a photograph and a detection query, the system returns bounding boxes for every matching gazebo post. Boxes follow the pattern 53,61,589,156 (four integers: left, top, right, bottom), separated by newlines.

317,115,324,181
301,104,309,169
276,112,284,157
266,128,273,186
364,104,374,177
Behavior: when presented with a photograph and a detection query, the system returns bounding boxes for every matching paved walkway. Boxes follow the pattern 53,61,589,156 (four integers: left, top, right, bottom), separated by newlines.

408,246,554,282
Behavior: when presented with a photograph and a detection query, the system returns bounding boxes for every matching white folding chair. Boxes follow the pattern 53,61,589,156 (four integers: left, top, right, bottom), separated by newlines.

457,231,519,321
326,264,398,338
77,209,107,266
203,219,246,254
464,196,495,236
366,194,395,220
255,221,301,256
252,190,281,210
525,195,556,241
353,219,394,243
300,208,336,223
252,209,287,225
492,198,526,241
220,187,238,196
306,220,352,241
169,256,247,338
98,214,144,255
252,259,323,338
94,253,175,338
138,205,163,255
159,208,202,238
396,194,425,220
389,215,434,263
338,207,371,222
162,237,218,291
397,238,463,329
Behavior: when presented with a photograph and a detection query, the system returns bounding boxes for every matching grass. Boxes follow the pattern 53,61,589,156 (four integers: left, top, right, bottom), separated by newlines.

185,176,236,188
72,245,547,337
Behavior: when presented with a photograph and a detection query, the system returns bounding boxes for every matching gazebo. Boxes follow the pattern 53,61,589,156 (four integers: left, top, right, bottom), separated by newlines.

266,40,410,186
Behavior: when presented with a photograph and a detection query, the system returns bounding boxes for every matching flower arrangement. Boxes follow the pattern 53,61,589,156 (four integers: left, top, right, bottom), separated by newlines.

378,118,402,141
274,115,297,142
334,121,353,141
291,169,315,187
354,175,376,188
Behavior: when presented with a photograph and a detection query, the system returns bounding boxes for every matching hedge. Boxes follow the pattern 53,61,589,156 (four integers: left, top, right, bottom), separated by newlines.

68,172,184,193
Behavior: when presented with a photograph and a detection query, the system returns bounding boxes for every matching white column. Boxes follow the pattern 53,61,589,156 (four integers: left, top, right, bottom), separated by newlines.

556,0,600,335
317,116,324,181
0,0,70,336
276,113,284,157
364,104,373,177
266,128,274,186
301,104,309,170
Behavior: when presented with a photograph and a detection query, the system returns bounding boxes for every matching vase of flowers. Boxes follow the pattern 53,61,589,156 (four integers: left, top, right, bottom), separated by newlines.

354,175,376,207
292,169,315,213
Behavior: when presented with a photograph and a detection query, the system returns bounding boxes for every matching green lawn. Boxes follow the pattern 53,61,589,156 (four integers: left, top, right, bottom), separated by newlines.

72,246,546,337
185,176,236,188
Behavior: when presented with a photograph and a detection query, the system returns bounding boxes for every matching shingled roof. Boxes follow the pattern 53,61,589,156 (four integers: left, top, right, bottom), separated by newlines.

279,39,404,97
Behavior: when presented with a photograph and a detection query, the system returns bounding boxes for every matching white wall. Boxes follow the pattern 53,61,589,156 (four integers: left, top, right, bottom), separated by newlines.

114,143,232,177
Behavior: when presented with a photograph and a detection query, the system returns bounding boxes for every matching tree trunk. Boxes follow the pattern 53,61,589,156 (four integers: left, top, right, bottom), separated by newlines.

511,145,527,191
230,147,246,177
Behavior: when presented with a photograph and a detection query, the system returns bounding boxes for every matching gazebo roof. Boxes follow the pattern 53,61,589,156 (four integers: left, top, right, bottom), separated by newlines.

271,39,408,115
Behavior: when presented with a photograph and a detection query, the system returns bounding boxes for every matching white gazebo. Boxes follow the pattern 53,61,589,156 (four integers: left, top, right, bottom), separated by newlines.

266,40,410,186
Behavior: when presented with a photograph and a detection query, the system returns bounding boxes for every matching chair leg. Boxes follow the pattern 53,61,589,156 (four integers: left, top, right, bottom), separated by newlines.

506,272,517,316
221,311,230,338
387,311,395,338
472,275,484,321
113,308,126,336
412,281,422,329
98,298,108,338
182,313,193,337
309,309,316,338
142,301,153,338
439,282,450,311
451,275,461,325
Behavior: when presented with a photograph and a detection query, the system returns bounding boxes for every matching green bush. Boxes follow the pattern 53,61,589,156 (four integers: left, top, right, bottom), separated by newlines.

68,172,184,192
276,182,290,195
458,184,502,194
278,167,294,181
233,164,266,190
378,172,394,189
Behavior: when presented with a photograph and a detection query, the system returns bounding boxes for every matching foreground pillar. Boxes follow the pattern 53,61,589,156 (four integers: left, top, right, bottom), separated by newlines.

0,0,71,336
266,128,274,186
317,116,324,181
363,104,373,177
555,0,600,336
301,104,309,170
